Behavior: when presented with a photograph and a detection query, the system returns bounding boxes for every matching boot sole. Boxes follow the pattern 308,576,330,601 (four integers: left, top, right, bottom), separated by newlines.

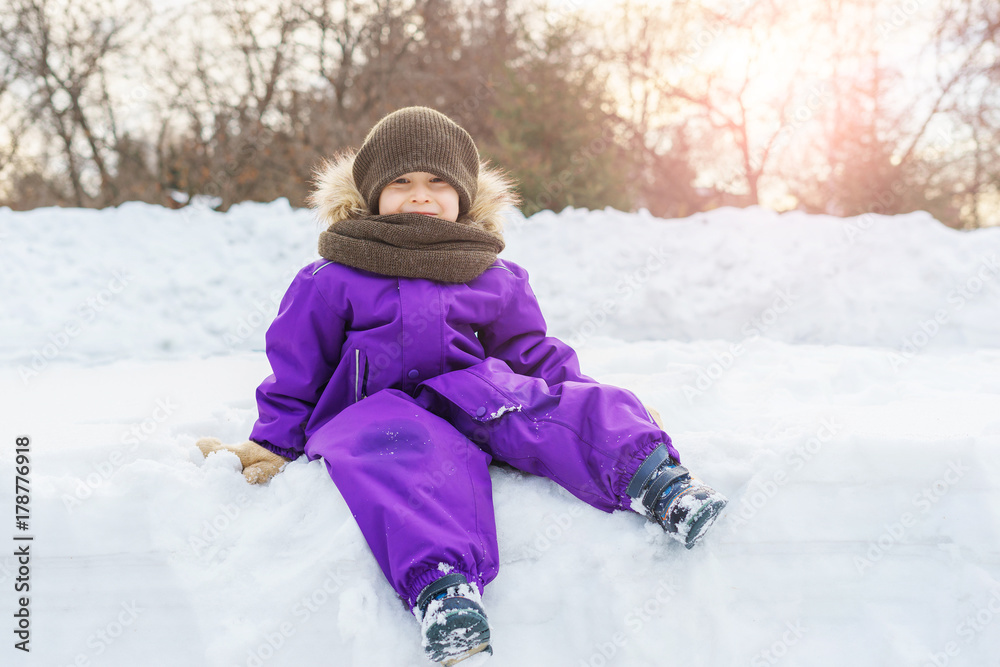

440,642,493,666
683,496,727,548
425,609,491,665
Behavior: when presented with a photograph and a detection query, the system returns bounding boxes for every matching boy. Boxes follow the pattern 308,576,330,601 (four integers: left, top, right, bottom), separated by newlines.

199,107,727,665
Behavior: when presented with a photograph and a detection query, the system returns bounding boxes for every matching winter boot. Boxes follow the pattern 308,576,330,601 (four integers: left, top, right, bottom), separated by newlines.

414,573,492,666
627,444,727,548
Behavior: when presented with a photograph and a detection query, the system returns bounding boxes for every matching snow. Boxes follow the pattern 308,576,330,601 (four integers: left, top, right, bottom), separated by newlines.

488,405,522,421
2,200,999,666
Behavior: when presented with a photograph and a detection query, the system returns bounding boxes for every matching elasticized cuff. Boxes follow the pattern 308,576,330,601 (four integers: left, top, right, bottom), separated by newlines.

405,567,484,610
251,439,301,461
612,435,678,511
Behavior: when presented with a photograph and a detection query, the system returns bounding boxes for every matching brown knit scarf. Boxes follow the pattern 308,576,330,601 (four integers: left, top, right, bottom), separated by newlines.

318,212,505,283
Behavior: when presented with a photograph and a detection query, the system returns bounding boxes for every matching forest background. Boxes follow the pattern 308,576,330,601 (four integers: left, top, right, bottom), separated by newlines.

0,0,997,229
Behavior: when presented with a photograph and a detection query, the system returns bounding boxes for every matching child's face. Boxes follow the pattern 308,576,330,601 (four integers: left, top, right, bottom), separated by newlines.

378,172,460,222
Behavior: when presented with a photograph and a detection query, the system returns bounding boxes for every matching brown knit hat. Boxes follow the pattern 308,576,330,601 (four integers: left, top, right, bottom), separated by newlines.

353,107,480,217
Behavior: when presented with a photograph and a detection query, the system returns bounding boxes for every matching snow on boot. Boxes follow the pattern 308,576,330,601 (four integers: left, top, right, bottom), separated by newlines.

627,444,727,548
414,573,492,666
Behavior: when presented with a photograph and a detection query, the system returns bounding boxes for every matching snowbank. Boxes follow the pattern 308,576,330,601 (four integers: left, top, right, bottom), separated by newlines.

2,201,998,368
1,202,999,667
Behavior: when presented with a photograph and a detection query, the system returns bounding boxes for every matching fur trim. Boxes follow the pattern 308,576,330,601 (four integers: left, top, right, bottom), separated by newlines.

307,150,370,225
308,149,520,237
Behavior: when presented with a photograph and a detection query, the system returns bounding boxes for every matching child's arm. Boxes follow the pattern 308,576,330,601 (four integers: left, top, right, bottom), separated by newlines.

249,265,346,459
478,262,595,387
479,262,666,428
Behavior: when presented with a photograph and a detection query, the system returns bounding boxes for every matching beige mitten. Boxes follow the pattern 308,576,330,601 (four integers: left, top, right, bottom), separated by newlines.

196,437,291,484
646,406,665,429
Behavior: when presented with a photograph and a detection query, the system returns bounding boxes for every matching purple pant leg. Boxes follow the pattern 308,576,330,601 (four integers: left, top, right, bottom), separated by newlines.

414,358,676,512
304,389,498,607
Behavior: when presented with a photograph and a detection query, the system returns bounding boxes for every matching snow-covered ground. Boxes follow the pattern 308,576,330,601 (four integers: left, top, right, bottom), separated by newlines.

1,200,999,667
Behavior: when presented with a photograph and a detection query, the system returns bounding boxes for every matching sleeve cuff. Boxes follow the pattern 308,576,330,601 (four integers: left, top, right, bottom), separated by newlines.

251,439,301,461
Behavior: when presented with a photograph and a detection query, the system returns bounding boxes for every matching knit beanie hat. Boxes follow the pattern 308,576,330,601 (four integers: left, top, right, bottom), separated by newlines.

353,107,480,217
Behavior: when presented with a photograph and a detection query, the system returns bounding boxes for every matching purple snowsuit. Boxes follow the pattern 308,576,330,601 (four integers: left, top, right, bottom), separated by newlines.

250,258,680,607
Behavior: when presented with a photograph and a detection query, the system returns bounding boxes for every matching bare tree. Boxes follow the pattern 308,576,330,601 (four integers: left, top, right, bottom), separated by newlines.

932,0,1000,228
297,0,436,135
147,0,307,208
782,0,1000,227
600,0,829,210
596,0,704,217
0,32,27,182
147,0,450,209
1,0,152,206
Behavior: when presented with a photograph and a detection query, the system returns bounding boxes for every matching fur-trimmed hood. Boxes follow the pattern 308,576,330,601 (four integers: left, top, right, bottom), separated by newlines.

308,149,520,237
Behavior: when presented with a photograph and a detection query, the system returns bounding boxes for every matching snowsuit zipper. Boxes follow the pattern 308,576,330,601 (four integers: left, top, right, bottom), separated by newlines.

354,349,369,402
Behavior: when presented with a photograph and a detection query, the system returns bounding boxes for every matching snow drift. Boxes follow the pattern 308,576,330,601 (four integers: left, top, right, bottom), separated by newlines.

1,201,999,667
2,202,998,367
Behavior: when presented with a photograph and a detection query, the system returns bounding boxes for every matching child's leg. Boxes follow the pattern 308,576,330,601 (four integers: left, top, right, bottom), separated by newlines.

414,358,678,513
304,389,498,608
